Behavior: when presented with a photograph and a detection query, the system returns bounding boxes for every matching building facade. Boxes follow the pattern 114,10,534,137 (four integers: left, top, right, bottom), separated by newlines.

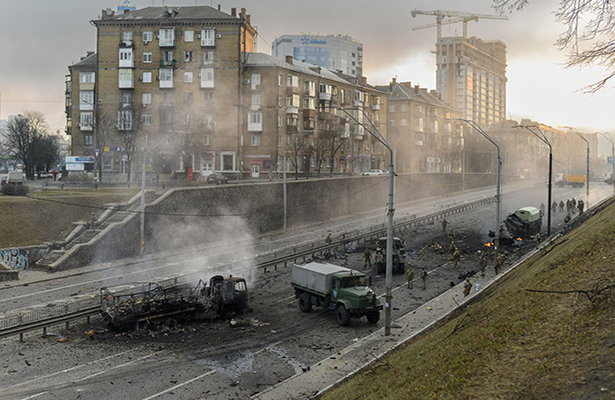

436,36,507,126
271,34,363,79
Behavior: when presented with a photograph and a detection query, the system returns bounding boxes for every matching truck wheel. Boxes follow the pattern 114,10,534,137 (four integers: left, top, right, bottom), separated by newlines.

336,304,351,327
298,293,312,313
366,312,380,324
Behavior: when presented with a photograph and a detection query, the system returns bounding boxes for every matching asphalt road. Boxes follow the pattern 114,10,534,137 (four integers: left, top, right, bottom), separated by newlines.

0,181,611,400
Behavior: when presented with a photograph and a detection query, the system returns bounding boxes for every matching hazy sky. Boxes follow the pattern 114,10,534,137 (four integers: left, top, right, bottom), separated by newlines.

1,0,614,139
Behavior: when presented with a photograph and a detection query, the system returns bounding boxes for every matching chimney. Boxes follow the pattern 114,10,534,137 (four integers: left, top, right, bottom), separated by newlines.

430,90,437,96
414,85,419,94
285,55,293,65
247,14,251,24
231,7,236,17
240,7,246,19
218,4,221,10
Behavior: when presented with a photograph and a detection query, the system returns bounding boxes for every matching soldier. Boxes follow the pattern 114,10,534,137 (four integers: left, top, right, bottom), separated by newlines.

572,198,577,211
533,233,541,249
363,248,372,269
448,229,456,243
420,267,428,290
441,218,448,233
559,200,565,212
479,252,487,277
539,202,545,216
566,199,571,213
578,199,585,215
494,253,505,275
449,242,458,257
463,278,472,297
552,201,558,213
325,233,332,245
406,265,414,289
452,247,461,268
89,212,97,230
564,212,571,224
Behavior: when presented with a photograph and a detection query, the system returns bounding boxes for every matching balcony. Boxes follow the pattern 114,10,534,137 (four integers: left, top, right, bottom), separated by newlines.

303,109,316,119
160,59,177,68
286,106,299,115
353,124,364,140
370,103,380,111
318,110,330,120
286,124,298,134
286,86,299,95
353,100,363,108
319,92,332,101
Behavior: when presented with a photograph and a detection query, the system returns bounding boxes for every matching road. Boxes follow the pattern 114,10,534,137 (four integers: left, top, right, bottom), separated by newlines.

0,181,610,400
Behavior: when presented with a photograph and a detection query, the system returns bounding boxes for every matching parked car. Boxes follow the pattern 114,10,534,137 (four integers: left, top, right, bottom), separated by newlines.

362,169,385,176
206,173,230,185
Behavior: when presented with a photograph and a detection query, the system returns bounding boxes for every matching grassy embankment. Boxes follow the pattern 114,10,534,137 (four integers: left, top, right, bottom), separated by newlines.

0,188,139,247
322,199,615,400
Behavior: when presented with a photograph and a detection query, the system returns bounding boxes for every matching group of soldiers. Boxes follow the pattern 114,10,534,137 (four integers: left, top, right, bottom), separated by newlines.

551,198,585,217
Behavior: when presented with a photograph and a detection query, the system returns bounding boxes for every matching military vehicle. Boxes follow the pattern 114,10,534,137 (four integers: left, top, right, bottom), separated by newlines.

291,262,382,326
374,237,407,274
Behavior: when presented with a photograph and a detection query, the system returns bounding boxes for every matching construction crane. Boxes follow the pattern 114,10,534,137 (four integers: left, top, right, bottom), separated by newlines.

411,9,508,40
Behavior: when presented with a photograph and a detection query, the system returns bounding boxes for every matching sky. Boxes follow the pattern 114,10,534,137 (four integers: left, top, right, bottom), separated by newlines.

1,0,614,150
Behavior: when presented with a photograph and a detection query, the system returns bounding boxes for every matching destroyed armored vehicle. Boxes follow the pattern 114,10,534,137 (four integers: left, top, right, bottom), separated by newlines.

374,237,407,274
490,206,543,246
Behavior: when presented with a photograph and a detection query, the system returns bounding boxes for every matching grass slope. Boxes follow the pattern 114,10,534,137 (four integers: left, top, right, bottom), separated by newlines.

0,189,138,247
322,199,615,400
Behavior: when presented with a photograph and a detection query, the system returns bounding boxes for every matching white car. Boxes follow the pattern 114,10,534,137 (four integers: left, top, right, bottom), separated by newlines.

362,169,385,176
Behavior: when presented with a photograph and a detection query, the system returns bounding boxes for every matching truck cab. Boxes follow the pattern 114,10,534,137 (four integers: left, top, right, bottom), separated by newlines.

374,237,407,274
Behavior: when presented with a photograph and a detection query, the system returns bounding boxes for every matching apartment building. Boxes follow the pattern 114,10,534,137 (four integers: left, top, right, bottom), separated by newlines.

66,5,256,182
272,34,363,79
242,53,387,177
436,36,507,126
379,80,462,174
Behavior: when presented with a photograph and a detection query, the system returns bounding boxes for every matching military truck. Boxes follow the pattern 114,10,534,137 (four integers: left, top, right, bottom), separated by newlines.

291,262,382,326
555,173,586,188
374,237,407,274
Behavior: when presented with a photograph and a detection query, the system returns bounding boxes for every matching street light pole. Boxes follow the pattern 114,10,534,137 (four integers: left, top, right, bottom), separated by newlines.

598,132,614,193
514,125,552,236
458,119,501,252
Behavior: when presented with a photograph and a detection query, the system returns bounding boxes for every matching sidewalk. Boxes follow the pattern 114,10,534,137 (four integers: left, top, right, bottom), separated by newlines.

252,247,538,400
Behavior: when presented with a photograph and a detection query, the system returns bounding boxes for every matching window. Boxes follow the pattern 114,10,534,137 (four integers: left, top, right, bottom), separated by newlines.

123,31,132,44
286,94,300,107
84,134,93,146
278,116,283,127
203,51,214,64
142,93,152,104
201,28,215,46
184,71,193,83
142,72,152,83
79,112,93,130
183,113,194,126
159,28,174,46
251,73,261,90
184,51,193,62
400,119,407,126
119,48,133,67
184,30,194,42
201,67,214,88
102,154,113,171
247,111,262,131
79,72,95,84
278,95,283,107
203,134,211,145
163,51,173,63
143,52,152,63
117,110,132,130
79,90,94,109
401,104,407,112
143,31,153,43
204,92,213,103
251,135,261,146
142,113,151,125
303,97,315,110
278,135,283,146
286,75,299,87
389,119,395,127
121,92,132,107
251,94,260,110
119,69,133,88
184,92,193,105
159,68,173,88
389,105,395,112
278,74,283,86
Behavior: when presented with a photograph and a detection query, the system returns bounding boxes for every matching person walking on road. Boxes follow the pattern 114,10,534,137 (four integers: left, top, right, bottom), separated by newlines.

448,229,456,243
420,267,427,290
559,200,565,212
406,265,414,289
452,247,461,268
363,248,372,269
441,218,448,233
552,201,557,213
325,233,332,245
533,233,541,249
578,199,585,215
479,252,487,277
494,253,505,275
463,278,472,297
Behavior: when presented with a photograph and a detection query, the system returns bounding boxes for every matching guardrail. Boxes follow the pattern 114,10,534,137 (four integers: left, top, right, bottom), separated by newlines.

0,197,495,341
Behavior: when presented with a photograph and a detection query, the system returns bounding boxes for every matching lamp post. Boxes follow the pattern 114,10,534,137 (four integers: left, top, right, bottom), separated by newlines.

598,132,614,193
513,125,552,236
140,131,179,254
458,119,501,252
332,106,395,336
563,127,590,206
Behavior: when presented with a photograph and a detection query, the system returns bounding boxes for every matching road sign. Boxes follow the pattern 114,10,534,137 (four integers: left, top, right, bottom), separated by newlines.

608,157,615,164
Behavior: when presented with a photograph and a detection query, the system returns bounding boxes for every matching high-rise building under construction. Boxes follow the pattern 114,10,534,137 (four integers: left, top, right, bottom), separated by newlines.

436,36,507,126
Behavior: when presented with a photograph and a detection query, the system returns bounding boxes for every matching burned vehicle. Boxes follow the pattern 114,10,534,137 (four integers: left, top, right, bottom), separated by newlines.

374,237,407,274
490,206,543,246
100,275,250,331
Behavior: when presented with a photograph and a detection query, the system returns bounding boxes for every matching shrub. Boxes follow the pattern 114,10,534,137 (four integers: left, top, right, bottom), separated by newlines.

1,184,29,196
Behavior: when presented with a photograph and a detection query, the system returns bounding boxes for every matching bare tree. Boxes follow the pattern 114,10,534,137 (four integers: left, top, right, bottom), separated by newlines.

495,0,615,92
33,136,60,174
286,134,306,179
120,105,144,187
84,110,116,183
3,111,49,180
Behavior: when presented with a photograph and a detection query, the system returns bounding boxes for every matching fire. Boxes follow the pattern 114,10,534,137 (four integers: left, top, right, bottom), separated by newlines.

484,242,494,247
516,238,523,241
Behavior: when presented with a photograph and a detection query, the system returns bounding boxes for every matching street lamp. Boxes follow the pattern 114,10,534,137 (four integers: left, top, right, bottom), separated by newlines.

457,119,501,252
598,132,614,193
513,125,552,236
562,127,590,207
332,106,395,336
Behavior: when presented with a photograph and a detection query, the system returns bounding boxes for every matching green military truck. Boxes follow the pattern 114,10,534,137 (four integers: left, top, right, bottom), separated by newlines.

292,262,382,327
374,237,407,274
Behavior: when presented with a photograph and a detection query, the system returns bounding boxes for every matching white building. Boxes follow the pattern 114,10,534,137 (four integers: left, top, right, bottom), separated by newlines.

272,34,363,78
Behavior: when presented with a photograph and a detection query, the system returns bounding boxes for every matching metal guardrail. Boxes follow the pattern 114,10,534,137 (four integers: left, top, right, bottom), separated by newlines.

0,197,495,340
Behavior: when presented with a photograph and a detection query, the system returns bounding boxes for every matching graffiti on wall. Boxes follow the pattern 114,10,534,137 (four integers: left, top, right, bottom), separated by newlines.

0,248,29,270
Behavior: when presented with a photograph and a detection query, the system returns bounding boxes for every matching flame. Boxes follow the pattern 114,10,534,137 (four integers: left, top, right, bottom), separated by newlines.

484,243,493,247
516,238,523,241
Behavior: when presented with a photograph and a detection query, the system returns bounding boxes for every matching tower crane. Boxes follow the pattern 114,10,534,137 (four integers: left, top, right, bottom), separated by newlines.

411,9,508,40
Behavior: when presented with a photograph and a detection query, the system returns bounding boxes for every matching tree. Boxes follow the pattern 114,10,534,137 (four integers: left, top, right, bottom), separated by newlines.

120,104,144,187
318,116,348,177
93,111,116,183
33,136,60,174
286,134,306,180
495,0,615,92
3,111,49,180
